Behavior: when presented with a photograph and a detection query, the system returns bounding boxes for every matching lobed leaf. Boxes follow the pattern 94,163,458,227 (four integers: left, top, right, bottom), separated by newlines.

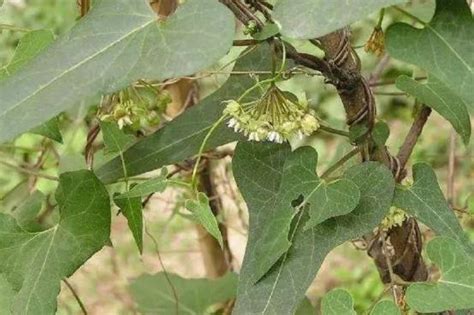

232,142,395,315
406,237,474,312
396,75,471,145
386,0,474,112
0,170,110,315
393,163,474,255
0,0,235,142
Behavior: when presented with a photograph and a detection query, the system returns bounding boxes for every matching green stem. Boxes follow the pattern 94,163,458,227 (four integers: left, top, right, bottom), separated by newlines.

190,115,228,190
319,124,350,137
0,160,59,181
0,24,31,32
321,147,361,179
393,6,427,26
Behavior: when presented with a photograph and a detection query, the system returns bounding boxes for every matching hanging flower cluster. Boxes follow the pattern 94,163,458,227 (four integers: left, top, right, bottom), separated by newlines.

224,84,319,143
381,207,408,230
365,26,385,57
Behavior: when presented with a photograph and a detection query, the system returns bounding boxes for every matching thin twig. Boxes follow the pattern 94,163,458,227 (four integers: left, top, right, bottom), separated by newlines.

396,105,432,178
145,224,179,315
0,160,59,181
370,76,426,87
63,279,88,315
0,23,31,32
318,124,350,137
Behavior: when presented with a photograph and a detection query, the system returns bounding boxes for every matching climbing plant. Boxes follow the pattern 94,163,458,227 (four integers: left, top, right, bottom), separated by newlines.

0,0,472,314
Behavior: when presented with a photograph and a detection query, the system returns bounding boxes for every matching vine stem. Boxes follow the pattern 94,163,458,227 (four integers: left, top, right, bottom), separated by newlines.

318,124,350,137
145,223,180,315
190,115,228,190
63,279,88,315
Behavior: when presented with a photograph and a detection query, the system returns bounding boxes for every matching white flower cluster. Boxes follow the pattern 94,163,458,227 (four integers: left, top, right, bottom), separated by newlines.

223,85,319,143
381,207,408,230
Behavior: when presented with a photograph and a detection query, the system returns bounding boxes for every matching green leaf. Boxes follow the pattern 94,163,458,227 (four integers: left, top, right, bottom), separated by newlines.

393,163,474,255
232,142,395,315
100,121,134,154
321,289,356,315
0,274,15,315
372,121,390,147
253,23,280,41
97,44,277,183
240,146,360,284
114,194,143,254
114,172,167,200
370,300,401,315
396,75,471,145
0,30,63,143
185,193,223,248
0,170,110,315
273,0,404,39
10,191,44,232
386,0,474,112
0,30,54,80
30,117,63,143
295,298,316,315
129,272,237,315
0,0,235,143
406,237,474,313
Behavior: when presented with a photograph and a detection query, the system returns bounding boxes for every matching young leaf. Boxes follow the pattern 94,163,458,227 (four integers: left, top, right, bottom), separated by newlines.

396,75,471,145
30,117,63,143
185,193,223,248
240,146,360,284
114,194,143,254
0,0,235,142
0,30,54,80
393,163,474,255
321,289,356,315
232,142,395,315
0,170,110,315
114,174,167,200
372,121,390,147
370,300,401,315
129,272,237,315
97,45,276,183
100,121,134,154
406,237,474,313
273,0,404,39
0,30,63,143
386,0,474,112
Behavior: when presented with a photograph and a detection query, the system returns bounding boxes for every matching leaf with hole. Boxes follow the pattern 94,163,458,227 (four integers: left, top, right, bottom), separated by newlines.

0,170,110,315
0,0,235,142
273,0,404,39
396,75,471,145
386,0,474,112
393,163,474,255
129,272,237,315
406,237,474,312
232,142,395,315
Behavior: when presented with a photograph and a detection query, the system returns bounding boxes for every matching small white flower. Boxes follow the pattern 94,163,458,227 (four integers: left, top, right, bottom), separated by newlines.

227,118,237,128
268,131,277,142
298,130,304,140
233,122,241,132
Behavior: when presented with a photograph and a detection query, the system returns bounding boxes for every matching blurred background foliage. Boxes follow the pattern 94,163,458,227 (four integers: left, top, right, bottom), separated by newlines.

0,0,472,314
